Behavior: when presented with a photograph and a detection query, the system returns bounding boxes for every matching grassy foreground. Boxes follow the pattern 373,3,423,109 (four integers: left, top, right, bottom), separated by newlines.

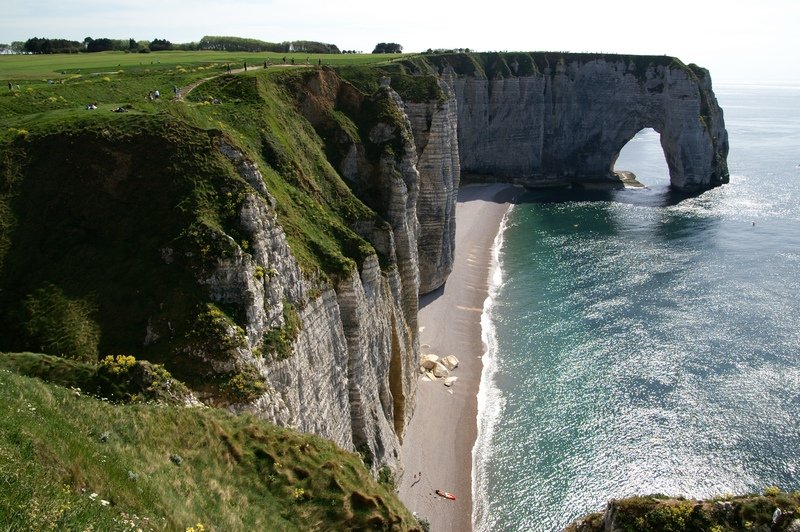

0,362,420,531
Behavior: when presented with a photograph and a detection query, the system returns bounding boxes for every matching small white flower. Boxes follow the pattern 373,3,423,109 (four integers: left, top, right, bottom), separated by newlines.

89,492,98,500
100,499,110,506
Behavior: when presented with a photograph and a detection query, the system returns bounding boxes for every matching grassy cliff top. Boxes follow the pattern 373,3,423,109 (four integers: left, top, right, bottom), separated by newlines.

567,491,800,532
0,361,420,531
403,51,683,80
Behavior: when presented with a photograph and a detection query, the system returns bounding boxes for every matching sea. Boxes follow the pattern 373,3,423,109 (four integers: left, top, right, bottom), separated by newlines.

474,82,800,531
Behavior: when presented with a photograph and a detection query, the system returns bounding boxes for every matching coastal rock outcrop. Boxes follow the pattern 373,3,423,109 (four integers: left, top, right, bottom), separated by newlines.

424,53,729,191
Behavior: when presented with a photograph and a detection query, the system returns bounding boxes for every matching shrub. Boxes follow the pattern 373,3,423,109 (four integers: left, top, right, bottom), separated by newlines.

221,364,266,403
100,354,136,374
262,302,300,361
22,284,100,362
186,303,247,357
377,466,395,490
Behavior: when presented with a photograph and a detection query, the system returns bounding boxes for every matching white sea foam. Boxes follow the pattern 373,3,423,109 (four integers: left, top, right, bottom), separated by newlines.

472,203,512,531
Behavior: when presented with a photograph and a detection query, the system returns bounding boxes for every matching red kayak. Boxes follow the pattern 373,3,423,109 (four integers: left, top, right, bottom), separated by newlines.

435,489,456,500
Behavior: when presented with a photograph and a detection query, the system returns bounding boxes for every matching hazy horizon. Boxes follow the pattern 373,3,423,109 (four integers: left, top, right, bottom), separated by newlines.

3,0,799,83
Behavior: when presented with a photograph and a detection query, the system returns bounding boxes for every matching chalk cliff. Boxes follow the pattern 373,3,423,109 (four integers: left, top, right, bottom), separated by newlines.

403,79,461,294
202,78,423,472
415,53,729,191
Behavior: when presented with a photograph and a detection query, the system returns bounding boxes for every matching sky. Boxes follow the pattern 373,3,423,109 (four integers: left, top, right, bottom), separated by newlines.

3,0,799,83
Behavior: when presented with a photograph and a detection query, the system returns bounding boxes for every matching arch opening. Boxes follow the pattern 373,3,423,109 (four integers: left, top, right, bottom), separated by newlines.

612,128,671,188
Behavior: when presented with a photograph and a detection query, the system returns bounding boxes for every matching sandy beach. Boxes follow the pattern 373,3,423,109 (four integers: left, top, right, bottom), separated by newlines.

398,183,518,532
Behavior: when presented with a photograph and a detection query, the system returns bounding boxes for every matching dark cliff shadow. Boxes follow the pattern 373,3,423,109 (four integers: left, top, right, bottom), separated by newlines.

457,182,526,204
513,183,704,209
419,284,445,310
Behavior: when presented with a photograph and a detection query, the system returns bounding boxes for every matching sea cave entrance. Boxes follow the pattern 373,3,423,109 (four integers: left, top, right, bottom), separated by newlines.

612,128,671,188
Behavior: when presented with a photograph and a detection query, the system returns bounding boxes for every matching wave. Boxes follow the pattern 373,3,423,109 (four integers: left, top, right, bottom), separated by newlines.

472,204,512,531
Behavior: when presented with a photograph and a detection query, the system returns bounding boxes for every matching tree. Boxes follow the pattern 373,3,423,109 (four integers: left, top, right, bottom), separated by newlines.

22,284,100,362
372,42,403,54
23,37,82,54
149,38,172,51
86,37,114,52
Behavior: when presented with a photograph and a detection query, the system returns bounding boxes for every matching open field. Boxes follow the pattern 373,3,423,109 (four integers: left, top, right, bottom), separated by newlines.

0,50,408,80
0,50,411,132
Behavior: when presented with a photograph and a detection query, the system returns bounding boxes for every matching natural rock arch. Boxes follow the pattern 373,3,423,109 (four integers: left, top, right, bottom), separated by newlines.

435,53,729,191
610,127,670,181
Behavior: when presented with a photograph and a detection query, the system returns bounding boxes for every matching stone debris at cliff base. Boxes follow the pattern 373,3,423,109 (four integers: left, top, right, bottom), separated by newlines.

418,354,460,386
443,377,458,387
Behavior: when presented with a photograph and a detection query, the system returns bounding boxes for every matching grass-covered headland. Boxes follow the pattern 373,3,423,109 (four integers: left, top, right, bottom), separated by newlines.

0,50,430,530
0,363,419,530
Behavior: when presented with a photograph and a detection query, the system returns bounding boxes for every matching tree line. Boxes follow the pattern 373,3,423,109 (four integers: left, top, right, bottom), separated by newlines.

198,36,340,54
0,36,342,55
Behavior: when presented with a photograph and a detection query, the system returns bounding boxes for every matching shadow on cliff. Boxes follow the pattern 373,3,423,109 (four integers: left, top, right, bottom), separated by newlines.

419,285,444,310
513,184,705,209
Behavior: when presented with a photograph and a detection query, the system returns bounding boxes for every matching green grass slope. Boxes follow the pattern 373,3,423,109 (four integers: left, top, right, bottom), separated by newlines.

0,61,403,383
568,491,800,532
0,365,420,531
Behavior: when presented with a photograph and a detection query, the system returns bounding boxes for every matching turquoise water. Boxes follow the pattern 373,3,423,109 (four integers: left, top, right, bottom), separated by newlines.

474,83,800,531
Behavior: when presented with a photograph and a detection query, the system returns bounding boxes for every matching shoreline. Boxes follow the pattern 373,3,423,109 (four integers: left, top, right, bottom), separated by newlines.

398,183,517,532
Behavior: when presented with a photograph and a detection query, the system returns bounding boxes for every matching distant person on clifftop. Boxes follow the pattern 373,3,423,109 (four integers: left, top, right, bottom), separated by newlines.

7,82,11,91
244,61,247,71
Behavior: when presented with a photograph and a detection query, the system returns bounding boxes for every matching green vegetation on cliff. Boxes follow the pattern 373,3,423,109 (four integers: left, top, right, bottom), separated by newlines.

568,491,800,532
0,55,412,377
0,364,419,530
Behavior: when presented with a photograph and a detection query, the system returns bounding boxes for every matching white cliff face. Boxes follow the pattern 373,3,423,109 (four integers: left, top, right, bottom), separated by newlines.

198,88,422,472
438,56,729,190
404,79,461,294
253,287,354,450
